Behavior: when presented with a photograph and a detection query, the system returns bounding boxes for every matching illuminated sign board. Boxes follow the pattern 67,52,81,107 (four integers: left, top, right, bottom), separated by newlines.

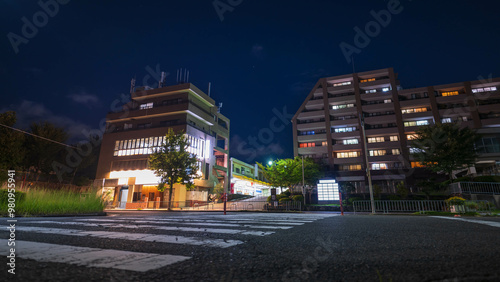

317,179,339,201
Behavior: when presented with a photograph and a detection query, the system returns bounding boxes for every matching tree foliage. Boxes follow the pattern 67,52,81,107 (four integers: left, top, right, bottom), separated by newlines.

412,123,479,180
25,121,68,176
148,129,199,210
0,111,25,171
257,156,321,192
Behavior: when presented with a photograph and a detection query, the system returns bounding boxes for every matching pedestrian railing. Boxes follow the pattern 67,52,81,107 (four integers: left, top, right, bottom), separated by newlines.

353,200,493,214
264,201,301,211
107,200,301,211
449,182,500,195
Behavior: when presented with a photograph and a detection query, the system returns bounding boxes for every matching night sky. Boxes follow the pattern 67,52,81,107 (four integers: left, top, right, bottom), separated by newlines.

1,0,500,165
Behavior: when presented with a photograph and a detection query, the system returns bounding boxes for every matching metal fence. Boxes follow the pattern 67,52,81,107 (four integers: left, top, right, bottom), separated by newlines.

108,200,301,211
353,200,493,214
449,182,500,195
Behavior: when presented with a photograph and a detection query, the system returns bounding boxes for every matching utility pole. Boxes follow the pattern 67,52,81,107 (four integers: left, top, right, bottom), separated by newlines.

302,156,306,208
360,113,375,214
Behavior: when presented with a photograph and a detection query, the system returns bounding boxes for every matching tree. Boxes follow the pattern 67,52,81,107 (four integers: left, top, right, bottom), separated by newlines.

25,121,68,181
148,128,199,210
257,156,321,194
412,123,479,181
0,111,25,184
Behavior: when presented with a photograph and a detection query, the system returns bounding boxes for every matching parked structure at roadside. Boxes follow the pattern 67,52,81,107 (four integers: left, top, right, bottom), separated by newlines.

95,82,230,208
292,68,500,194
230,157,272,196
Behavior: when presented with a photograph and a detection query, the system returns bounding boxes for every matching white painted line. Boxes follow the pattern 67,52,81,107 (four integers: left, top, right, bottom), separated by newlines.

24,221,275,236
75,218,295,229
431,216,500,228
15,226,243,248
0,240,190,272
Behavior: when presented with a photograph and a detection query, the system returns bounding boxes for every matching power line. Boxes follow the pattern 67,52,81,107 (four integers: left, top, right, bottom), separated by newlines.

0,123,77,149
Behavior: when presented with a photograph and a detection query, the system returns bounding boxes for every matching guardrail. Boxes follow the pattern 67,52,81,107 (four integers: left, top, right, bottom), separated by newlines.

449,182,500,195
353,200,492,214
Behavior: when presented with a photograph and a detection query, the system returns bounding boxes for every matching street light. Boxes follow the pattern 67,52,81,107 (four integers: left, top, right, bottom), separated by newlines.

268,160,273,166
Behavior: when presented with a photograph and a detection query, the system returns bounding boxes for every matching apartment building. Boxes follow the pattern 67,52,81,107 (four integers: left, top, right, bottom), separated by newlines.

293,68,500,193
230,157,272,196
95,83,230,207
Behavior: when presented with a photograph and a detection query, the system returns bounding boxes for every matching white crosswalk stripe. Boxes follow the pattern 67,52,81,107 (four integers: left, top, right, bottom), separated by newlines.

0,241,190,272
15,226,244,248
7,213,337,272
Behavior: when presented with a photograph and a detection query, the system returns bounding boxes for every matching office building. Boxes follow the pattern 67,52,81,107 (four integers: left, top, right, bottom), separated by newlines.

95,83,230,207
292,68,500,193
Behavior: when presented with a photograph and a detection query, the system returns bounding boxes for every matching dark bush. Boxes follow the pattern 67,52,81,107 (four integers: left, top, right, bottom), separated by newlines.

388,195,401,201
0,189,26,204
279,197,291,202
292,195,304,202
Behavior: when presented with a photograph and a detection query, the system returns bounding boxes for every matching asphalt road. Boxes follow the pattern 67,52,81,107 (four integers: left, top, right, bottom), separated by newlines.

1,212,500,281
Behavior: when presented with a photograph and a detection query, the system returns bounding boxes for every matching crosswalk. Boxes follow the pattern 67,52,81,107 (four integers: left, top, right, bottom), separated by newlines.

1,213,337,272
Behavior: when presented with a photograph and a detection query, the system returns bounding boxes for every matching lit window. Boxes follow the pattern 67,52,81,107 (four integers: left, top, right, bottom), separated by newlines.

336,151,360,158
367,137,385,143
339,164,362,171
140,102,154,110
360,78,375,83
369,150,386,156
441,118,452,123
461,116,468,121
333,81,352,87
404,120,429,127
332,103,354,110
407,134,418,140
366,89,377,94
390,135,399,141
401,107,428,114
472,86,497,93
299,143,316,148
441,91,459,97
322,141,328,146
384,99,392,103
334,127,357,133
343,139,359,145
371,163,388,170
392,149,400,155
382,87,390,92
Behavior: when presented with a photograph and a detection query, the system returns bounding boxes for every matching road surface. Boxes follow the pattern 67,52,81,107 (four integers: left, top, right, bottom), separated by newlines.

1,211,500,281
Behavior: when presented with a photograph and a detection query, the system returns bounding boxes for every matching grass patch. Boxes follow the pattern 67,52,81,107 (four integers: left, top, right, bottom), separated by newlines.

1,187,105,217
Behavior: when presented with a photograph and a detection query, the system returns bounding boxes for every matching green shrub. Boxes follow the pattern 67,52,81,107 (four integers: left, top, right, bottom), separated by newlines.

267,195,272,202
0,190,26,204
279,197,291,202
464,201,478,210
473,176,500,183
281,190,291,197
292,195,304,202
347,197,362,205
388,195,400,201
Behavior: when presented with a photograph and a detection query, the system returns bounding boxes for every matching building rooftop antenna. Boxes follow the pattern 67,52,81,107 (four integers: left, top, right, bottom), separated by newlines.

208,82,211,97
159,71,167,88
130,77,136,94
218,102,223,113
